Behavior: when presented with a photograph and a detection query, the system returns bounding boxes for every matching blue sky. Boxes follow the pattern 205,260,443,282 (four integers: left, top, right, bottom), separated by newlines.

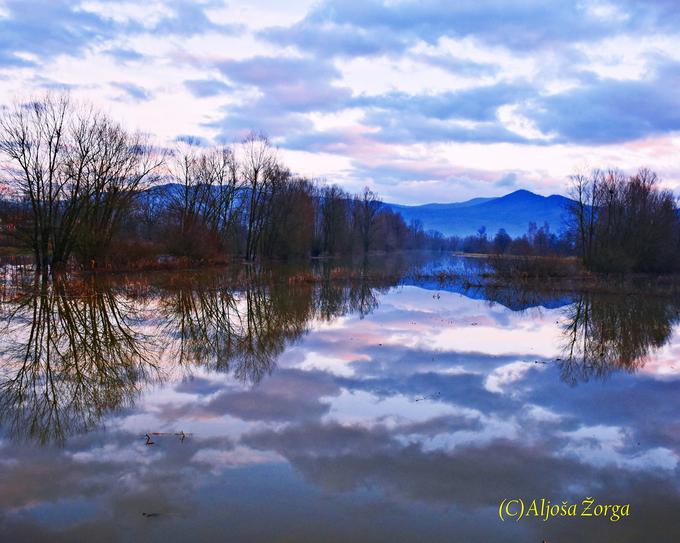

1,0,679,203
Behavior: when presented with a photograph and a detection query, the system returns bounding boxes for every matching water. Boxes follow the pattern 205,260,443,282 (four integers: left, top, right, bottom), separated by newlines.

1,256,679,542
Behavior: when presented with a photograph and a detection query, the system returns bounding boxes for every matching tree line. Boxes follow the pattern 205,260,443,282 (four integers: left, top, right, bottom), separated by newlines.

568,168,680,273
0,94,438,269
446,222,572,257
2,94,680,275
423,167,680,276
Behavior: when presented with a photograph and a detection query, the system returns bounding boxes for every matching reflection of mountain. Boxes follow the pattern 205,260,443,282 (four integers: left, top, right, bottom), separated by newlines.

402,276,574,311
401,254,575,310
387,189,573,237
559,292,680,384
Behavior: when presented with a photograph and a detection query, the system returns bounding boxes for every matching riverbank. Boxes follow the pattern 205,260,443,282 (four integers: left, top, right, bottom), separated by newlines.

4,251,680,299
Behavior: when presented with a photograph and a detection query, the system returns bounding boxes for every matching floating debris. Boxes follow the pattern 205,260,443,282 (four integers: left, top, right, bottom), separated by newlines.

142,431,192,444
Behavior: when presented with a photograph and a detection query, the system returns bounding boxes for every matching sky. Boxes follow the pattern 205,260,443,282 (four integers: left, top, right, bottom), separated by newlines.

1,0,680,204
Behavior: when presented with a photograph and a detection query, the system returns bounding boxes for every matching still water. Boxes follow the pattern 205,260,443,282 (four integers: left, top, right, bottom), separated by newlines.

1,255,679,542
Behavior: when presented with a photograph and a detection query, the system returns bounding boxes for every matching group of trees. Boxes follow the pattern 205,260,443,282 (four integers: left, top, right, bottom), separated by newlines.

451,223,572,257
569,168,680,273
148,138,422,262
0,95,160,268
0,94,436,269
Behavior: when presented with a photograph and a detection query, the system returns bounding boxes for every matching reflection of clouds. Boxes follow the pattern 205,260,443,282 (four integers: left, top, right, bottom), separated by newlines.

157,369,340,424
242,421,600,507
297,287,564,372
639,336,680,376
4,274,680,541
558,425,678,472
484,361,540,394
191,446,282,470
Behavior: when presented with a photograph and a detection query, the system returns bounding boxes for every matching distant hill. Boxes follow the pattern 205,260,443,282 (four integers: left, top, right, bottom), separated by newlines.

386,189,573,237
141,185,572,238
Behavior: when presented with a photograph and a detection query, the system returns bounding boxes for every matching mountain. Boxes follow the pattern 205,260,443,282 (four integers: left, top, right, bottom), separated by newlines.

386,189,573,237
141,185,572,238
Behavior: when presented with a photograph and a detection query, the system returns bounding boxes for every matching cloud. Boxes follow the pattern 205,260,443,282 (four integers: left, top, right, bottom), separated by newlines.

184,78,232,98
208,56,353,141
148,0,240,36
259,20,407,58
0,0,235,69
0,0,124,66
103,47,147,63
111,81,153,101
412,52,499,77
3,0,680,199
353,83,534,123
494,172,519,189
217,56,352,113
175,134,210,146
259,0,632,57
525,60,680,144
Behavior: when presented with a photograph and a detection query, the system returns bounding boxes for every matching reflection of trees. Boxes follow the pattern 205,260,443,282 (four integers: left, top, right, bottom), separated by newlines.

162,263,391,382
559,293,680,384
162,267,316,383
0,262,392,444
316,260,381,321
0,274,157,445
348,272,380,319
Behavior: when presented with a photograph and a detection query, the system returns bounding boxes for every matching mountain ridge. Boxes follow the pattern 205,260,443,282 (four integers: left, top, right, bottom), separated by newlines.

141,184,573,238
384,189,573,237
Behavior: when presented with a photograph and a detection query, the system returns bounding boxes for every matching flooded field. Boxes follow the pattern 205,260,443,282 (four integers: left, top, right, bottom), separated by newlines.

1,255,679,542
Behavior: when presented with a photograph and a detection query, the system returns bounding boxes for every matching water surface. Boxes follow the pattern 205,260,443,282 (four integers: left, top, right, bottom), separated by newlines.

1,256,679,542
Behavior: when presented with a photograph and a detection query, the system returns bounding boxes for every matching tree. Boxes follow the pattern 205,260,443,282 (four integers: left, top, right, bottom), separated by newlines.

568,170,602,268
0,93,161,269
168,144,241,259
68,113,160,264
353,187,381,254
240,132,276,261
492,228,512,254
319,184,350,255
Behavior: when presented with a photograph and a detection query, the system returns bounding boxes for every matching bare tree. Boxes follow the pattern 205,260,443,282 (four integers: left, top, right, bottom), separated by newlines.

568,170,602,268
354,187,382,254
568,167,680,272
169,143,244,258
240,132,276,260
0,93,161,269
68,113,161,264
0,94,70,267
320,184,350,255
